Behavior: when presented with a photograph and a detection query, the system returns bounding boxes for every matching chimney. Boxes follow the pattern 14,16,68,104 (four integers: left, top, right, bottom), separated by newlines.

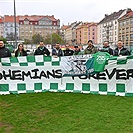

105,14,108,17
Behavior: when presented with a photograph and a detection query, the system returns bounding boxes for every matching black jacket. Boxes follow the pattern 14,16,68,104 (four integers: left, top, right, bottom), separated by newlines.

34,47,50,56
0,45,11,58
52,48,63,57
15,49,27,57
100,46,113,55
114,47,130,56
63,49,74,56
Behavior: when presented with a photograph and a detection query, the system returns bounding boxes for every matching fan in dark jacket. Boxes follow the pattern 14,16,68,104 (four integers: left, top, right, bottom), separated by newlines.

15,44,27,57
63,44,74,56
34,41,50,56
0,40,11,58
114,40,130,56
100,41,113,55
52,43,63,57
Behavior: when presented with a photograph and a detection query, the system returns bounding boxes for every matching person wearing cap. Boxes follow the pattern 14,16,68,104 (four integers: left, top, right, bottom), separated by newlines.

113,40,130,56
100,41,113,55
73,45,81,55
0,39,11,58
63,44,74,56
84,40,98,54
34,41,50,56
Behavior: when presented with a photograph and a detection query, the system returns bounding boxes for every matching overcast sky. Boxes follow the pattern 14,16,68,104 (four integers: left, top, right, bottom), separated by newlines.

0,0,132,25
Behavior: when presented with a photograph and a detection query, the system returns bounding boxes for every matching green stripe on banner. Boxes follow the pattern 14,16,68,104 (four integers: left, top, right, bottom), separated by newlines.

34,83,42,90
66,83,74,90
26,90,34,93
50,83,58,90
117,59,127,65
73,90,81,93
36,62,44,66
17,84,26,91
20,63,28,66
10,57,19,63
82,83,90,91
116,84,125,92
125,93,133,97
2,63,11,66
107,92,116,96
0,84,9,91
27,56,35,62
127,55,133,59
99,84,107,92
44,56,52,62
9,91,18,94
52,61,60,66
90,91,99,95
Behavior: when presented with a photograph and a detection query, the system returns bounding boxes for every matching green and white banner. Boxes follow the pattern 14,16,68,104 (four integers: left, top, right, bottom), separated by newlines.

0,55,133,97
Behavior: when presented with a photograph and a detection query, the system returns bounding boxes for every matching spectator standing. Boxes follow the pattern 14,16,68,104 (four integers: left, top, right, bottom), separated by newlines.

52,43,63,57
114,40,130,56
63,44,74,56
34,41,50,56
100,41,113,55
73,45,81,55
0,39,11,58
15,43,27,57
84,40,98,54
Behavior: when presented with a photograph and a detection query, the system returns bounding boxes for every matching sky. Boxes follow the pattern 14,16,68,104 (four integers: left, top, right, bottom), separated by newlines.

0,0,132,25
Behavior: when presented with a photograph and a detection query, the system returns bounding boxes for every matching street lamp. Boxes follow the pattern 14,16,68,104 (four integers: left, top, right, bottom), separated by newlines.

14,0,17,48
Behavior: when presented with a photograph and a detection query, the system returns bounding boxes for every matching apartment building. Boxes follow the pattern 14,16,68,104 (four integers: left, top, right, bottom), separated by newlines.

97,9,131,46
76,22,97,45
76,22,88,45
118,11,133,46
65,22,81,45
3,15,19,39
0,17,4,37
60,25,68,41
88,22,97,44
19,15,60,41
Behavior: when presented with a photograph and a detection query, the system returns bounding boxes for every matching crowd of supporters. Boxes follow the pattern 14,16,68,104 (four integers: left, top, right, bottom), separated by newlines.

0,39,131,58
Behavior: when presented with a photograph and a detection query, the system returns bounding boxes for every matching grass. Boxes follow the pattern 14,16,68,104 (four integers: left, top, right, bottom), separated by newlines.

0,92,133,133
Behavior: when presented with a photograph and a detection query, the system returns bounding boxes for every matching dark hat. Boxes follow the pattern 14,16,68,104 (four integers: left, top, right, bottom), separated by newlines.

88,40,93,44
74,45,78,48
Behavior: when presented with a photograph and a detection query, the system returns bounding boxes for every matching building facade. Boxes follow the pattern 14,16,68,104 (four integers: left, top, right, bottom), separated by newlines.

76,22,97,45
65,22,81,45
19,15,60,41
76,22,88,45
97,9,131,47
118,11,133,46
3,15,19,40
0,17,4,37
88,22,97,44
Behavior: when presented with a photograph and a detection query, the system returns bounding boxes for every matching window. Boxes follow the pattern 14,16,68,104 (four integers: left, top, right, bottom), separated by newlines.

84,28,87,31
130,18,133,24
119,22,123,26
130,34,133,40
126,20,129,25
130,27,133,32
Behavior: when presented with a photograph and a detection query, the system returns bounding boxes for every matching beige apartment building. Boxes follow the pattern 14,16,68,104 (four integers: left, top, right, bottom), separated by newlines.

76,22,97,45
64,22,81,45
76,22,88,45
88,22,97,44
118,11,133,46
19,15,60,41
